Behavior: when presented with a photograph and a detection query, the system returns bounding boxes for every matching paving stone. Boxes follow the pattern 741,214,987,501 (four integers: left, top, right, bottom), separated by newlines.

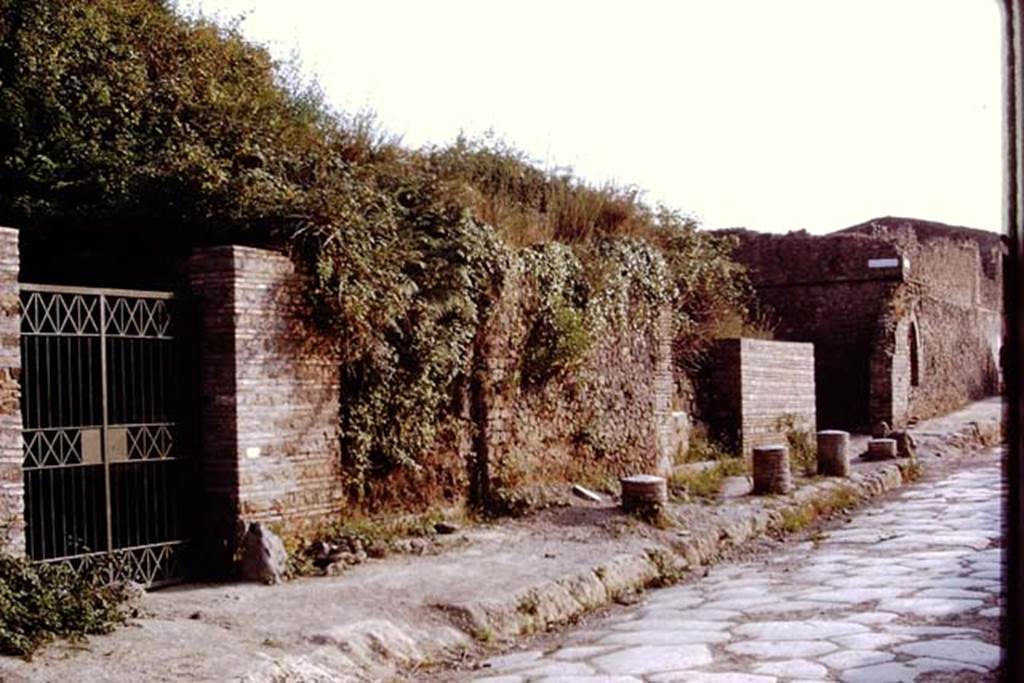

671,609,743,621
799,587,910,604
913,587,989,599
610,619,732,632
839,661,918,682
532,676,641,683
979,606,1001,617
818,649,895,669
648,673,777,683
831,632,911,650
906,656,988,675
741,600,836,615
599,629,731,646
698,597,780,611
875,597,984,616
894,638,1002,669
884,625,982,636
732,620,868,641
971,569,1002,580
472,676,525,683
550,646,617,661
644,590,706,608
481,651,543,671
514,660,596,677
591,645,712,675
843,611,899,625
725,640,838,658
752,659,828,679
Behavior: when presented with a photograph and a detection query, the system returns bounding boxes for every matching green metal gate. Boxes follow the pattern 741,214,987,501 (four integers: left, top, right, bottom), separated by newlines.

19,284,190,586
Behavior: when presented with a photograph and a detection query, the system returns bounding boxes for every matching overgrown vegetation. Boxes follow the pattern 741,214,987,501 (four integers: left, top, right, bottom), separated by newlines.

778,485,860,534
279,508,459,577
775,413,817,476
679,425,734,464
670,458,749,501
0,0,757,494
0,552,131,656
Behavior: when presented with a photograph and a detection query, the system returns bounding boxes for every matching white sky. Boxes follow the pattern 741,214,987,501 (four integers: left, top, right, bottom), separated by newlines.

176,0,1005,235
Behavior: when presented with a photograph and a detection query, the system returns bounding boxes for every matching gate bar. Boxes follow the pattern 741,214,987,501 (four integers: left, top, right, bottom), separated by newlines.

19,283,174,300
99,295,113,554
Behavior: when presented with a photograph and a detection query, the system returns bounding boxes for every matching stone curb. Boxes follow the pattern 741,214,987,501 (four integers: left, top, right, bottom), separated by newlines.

433,409,1002,653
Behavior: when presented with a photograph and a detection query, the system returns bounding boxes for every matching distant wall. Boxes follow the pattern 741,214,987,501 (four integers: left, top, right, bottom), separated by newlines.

704,338,816,456
728,226,1003,433
728,231,903,430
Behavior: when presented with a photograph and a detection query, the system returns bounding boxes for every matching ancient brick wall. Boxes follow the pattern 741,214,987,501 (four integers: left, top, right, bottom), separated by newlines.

185,246,344,563
704,338,816,456
910,297,999,420
184,245,681,534
729,221,1003,434
0,228,22,554
474,265,678,505
726,230,905,430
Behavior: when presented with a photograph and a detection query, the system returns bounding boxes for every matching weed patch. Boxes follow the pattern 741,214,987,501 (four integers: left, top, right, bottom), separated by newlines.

670,458,748,501
646,548,686,587
775,414,817,476
0,553,132,657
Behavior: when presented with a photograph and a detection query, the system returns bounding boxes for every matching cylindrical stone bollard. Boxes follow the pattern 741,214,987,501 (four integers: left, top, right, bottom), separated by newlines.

866,438,898,461
817,430,851,477
620,474,668,512
752,444,792,495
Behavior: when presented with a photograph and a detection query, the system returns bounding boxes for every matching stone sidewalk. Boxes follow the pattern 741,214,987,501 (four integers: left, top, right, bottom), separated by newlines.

463,451,1004,682
0,399,1003,682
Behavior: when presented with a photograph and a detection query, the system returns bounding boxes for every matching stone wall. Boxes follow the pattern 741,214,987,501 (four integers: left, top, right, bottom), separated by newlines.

473,265,678,506
872,291,1002,429
704,338,816,456
185,246,344,563
727,221,1003,433
0,228,22,554
725,230,905,430
183,245,682,536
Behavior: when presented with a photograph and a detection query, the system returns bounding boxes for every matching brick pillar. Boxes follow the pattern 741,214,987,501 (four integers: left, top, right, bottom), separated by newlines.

185,246,343,572
0,227,22,555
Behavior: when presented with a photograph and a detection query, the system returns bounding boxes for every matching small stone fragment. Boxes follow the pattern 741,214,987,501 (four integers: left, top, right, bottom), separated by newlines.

572,484,604,502
365,541,389,558
238,522,288,585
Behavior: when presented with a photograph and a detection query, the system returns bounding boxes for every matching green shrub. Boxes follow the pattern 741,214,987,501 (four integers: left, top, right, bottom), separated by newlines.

0,0,756,494
0,553,131,657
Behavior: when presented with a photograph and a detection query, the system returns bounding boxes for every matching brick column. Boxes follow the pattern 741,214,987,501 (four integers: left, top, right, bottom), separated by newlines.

0,227,22,555
185,246,343,571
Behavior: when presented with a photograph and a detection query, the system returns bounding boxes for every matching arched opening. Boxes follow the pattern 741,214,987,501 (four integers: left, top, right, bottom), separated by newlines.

908,321,921,387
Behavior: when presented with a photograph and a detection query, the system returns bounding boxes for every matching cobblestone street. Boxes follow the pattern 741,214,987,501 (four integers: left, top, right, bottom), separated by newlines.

467,454,1005,683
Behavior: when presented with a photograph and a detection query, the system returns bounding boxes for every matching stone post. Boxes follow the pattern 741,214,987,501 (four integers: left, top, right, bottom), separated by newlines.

620,474,668,513
866,438,898,461
0,227,21,555
752,444,791,495
816,430,850,477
